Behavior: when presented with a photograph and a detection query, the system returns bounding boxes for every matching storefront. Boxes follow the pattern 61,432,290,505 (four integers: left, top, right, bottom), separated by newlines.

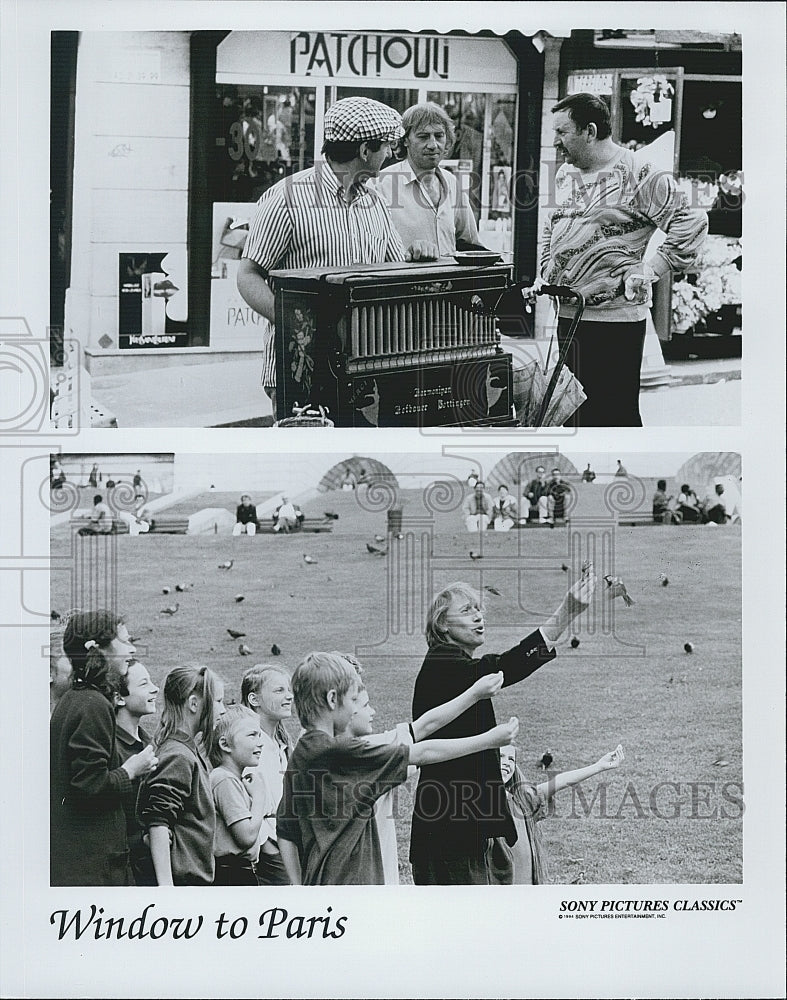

206,30,521,353
56,29,542,374
535,29,742,353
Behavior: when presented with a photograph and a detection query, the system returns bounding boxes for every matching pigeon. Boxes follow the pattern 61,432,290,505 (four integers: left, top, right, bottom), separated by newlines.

50,610,62,623
396,533,404,540
218,560,234,570
162,586,171,594
538,749,554,770
175,583,193,593
570,636,580,649
270,643,281,656
483,585,502,597
303,554,318,564
366,543,386,556
561,563,570,573
469,551,483,561
323,512,339,520
603,575,634,606
160,603,179,615
660,574,669,587
684,642,694,654
374,535,385,543
712,757,730,767
227,629,246,639
234,594,245,603
238,643,252,656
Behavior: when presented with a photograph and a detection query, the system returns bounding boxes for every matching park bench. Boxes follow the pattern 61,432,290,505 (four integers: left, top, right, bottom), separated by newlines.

617,512,660,527
70,514,130,534
147,517,191,534
256,517,334,535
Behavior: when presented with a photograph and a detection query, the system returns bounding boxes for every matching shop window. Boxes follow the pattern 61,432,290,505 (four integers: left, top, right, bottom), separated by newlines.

427,90,516,256
208,84,315,349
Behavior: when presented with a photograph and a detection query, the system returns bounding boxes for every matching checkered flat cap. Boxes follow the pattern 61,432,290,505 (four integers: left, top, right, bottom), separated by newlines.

323,97,404,143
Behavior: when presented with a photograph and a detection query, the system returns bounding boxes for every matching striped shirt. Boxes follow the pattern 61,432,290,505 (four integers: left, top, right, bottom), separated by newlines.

242,162,407,388
541,147,707,322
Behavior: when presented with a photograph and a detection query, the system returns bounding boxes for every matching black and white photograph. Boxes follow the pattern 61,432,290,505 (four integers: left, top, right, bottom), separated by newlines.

1,0,785,998
47,449,744,888
48,24,743,429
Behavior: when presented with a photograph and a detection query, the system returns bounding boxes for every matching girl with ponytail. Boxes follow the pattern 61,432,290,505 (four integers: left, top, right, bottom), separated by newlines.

137,665,225,885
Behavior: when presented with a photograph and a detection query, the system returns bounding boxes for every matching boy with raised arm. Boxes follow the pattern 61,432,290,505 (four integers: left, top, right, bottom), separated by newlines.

277,652,517,885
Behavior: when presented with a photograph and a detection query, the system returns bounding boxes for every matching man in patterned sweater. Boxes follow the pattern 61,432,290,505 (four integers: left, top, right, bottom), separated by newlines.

543,92,708,427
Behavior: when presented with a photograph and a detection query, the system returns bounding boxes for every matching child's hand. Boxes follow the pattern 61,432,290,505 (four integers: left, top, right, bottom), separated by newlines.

123,744,158,780
566,559,596,613
471,671,504,701
489,716,519,747
597,744,624,769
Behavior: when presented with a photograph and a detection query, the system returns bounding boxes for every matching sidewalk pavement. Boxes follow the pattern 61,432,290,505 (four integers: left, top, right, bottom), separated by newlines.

88,354,740,429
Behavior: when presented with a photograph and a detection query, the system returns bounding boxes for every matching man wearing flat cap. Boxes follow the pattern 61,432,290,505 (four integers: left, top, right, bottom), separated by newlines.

238,97,438,417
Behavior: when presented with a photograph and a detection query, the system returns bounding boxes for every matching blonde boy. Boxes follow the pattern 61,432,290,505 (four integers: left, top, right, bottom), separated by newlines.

277,652,517,885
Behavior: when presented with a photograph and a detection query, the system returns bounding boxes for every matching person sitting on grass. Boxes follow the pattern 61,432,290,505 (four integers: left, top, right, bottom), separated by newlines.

272,496,302,533
276,651,519,885
496,743,624,884
233,494,259,536
652,479,679,524
209,705,267,886
339,652,507,884
78,494,114,535
491,484,518,532
703,483,730,525
677,483,702,523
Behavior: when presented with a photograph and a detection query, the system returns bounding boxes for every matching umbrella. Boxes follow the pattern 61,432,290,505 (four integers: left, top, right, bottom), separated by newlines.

511,285,586,427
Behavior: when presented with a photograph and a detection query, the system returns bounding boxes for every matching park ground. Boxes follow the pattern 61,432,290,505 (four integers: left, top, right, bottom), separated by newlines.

51,487,742,885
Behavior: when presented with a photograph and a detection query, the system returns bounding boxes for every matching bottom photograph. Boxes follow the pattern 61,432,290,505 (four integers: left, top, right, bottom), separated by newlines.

48,449,742,887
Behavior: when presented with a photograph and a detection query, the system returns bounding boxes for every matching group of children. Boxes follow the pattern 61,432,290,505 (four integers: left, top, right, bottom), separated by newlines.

51,566,624,886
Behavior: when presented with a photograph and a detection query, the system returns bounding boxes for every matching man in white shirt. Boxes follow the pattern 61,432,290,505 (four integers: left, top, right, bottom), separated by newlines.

376,101,481,256
273,496,298,533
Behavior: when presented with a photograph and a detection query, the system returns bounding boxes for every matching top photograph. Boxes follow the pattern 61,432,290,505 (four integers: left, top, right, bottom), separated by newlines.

49,27,742,429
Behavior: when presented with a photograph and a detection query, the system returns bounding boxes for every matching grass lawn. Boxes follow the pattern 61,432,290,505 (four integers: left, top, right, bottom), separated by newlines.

51,488,742,885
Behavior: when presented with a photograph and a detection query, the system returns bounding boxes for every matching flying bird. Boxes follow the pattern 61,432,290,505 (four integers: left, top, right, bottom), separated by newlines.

483,585,502,597
366,542,386,556
660,574,669,587
469,551,483,561
684,642,694,654
323,512,339,520
175,583,192,593
712,757,730,767
561,563,569,572
303,554,318,564
227,629,246,639
603,575,634,606
238,643,252,656
570,636,580,649
218,560,234,570
234,594,245,603
160,603,179,616
50,610,62,623
270,644,281,656
538,749,554,770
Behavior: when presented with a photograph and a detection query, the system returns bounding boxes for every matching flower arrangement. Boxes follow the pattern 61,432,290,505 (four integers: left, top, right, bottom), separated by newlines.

630,76,674,128
671,237,742,332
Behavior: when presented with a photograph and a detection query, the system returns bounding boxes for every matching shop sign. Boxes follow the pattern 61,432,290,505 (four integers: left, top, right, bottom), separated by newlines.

290,32,449,79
